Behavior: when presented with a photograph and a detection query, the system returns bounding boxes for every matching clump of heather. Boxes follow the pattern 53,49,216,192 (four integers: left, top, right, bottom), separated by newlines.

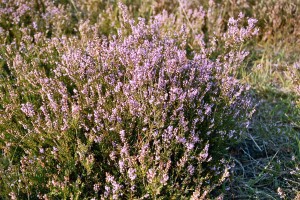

0,3,258,199
0,0,77,44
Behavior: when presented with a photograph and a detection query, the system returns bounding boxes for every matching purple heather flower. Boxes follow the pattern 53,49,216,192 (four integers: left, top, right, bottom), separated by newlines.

21,103,35,117
160,173,169,185
147,168,156,183
187,165,195,175
128,168,136,181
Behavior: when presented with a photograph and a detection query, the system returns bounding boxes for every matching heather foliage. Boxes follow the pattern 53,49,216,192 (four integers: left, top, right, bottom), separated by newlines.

0,0,298,199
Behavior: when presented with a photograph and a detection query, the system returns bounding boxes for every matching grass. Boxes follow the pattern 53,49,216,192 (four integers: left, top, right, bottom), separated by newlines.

227,95,300,199
225,35,300,199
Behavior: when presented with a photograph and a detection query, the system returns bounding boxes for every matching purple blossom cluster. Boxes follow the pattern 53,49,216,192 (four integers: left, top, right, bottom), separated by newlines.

0,2,259,199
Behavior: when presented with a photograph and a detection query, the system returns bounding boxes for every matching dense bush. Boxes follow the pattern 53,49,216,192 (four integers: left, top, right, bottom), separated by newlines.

0,1,261,199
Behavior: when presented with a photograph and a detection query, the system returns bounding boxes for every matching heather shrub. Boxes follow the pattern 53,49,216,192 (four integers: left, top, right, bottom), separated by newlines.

159,0,300,43
0,0,77,43
1,0,298,47
0,2,259,199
